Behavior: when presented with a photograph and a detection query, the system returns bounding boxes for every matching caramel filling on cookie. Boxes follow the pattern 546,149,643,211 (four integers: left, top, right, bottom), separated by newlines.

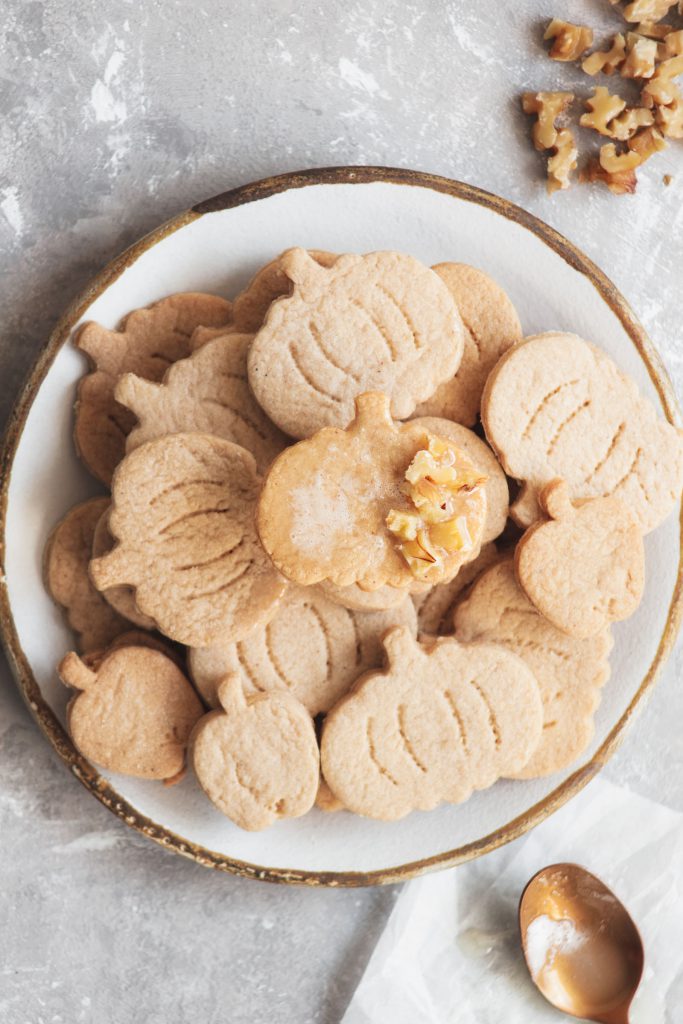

387,436,487,581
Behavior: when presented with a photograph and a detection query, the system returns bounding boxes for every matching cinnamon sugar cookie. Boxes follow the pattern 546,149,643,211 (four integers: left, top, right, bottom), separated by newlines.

188,587,417,714
415,263,522,426
74,293,232,483
321,627,543,820
247,249,464,438
89,432,287,647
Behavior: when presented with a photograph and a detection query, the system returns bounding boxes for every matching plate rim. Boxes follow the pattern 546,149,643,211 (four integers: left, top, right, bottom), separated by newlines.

1,164,681,887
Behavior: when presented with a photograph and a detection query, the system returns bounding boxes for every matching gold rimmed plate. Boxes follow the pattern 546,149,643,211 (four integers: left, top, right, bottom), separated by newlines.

1,167,681,886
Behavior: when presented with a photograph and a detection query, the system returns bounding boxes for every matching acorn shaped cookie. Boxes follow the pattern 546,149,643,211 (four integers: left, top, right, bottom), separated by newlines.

515,479,645,638
321,627,543,820
58,646,204,782
190,676,319,831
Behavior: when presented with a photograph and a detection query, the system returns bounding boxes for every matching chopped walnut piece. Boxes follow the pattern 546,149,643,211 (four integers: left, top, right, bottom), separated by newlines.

655,85,683,136
544,19,594,61
628,124,667,158
547,128,578,193
580,160,638,194
622,34,658,77
522,91,574,149
582,34,627,75
610,106,655,139
623,0,677,21
599,145,644,173
658,29,683,59
580,87,627,135
635,22,675,39
664,173,673,184
642,55,683,106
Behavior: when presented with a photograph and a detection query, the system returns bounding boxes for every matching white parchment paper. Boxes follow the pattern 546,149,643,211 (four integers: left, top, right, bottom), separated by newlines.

342,778,683,1023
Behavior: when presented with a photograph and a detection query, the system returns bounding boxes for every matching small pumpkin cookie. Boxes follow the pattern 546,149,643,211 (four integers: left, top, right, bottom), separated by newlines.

320,627,543,821
116,333,288,474
257,392,488,590
74,293,233,484
59,646,203,782
409,417,509,543
92,508,156,630
188,587,417,714
454,559,613,777
481,331,683,532
515,479,645,638
231,249,338,332
414,263,522,426
44,498,128,652
89,432,287,647
190,675,319,830
247,248,464,438
412,542,500,635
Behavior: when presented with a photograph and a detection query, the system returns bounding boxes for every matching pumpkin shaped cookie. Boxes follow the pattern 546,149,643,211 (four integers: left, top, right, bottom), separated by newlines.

74,293,233,484
257,392,488,590
81,629,185,672
44,498,128,652
188,587,417,714
231,249,338,332
481,332,683,532
247,248,464,438
454,559,613,777
320,627,543,820
515,479,645,638
91,507,156,630
415,263,522,426
89,432,287,647
190,675,319,830
115,332,288,474
59,646,203,782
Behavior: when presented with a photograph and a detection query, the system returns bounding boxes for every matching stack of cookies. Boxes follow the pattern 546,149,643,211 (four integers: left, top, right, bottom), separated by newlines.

44,248,683,829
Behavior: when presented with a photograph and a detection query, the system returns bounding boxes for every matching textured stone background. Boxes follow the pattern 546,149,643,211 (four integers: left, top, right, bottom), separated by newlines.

1,2,682,1021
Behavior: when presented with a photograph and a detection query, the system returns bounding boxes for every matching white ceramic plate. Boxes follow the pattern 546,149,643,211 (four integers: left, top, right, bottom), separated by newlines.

1,168,681,886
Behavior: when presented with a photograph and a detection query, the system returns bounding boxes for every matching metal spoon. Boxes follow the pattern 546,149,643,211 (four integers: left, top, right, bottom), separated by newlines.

519,863,644,1024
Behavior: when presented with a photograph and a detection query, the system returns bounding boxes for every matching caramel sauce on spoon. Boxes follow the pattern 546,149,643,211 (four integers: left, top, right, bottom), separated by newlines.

519,864,644,1024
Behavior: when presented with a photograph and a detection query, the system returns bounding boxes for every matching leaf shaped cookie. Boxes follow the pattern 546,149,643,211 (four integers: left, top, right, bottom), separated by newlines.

409,417,509,543
515,479,645,638
188,587,417,714
230,249,338,332
74,293,233,483
115,332,288,474
247,248,465,438
320,627,543,820
454,559,613,778
412,542,500,635
190,675,319,830
257,392,488,590
44,498,128,651
92,507,157,630
414,263,523,426
89,432,287,647
59,646,203,781
482,332,683,532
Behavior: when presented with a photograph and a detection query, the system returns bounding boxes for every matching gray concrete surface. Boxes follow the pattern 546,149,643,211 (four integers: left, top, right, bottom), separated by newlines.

1,1,681,1021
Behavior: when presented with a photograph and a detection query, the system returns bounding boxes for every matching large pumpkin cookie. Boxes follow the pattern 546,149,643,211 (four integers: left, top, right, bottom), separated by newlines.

454,559,613,777
89,432,287,647
257,392,488,590
188,587,417,714
74,293,232,484
415,263,522,426
515,479,645,638
190,675,319,830
247,248,465,438
320,627,543,820
115,332,288,474
481,331,683,532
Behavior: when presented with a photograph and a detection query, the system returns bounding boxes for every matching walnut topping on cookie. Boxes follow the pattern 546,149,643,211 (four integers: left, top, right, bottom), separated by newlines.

386,437,487,582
